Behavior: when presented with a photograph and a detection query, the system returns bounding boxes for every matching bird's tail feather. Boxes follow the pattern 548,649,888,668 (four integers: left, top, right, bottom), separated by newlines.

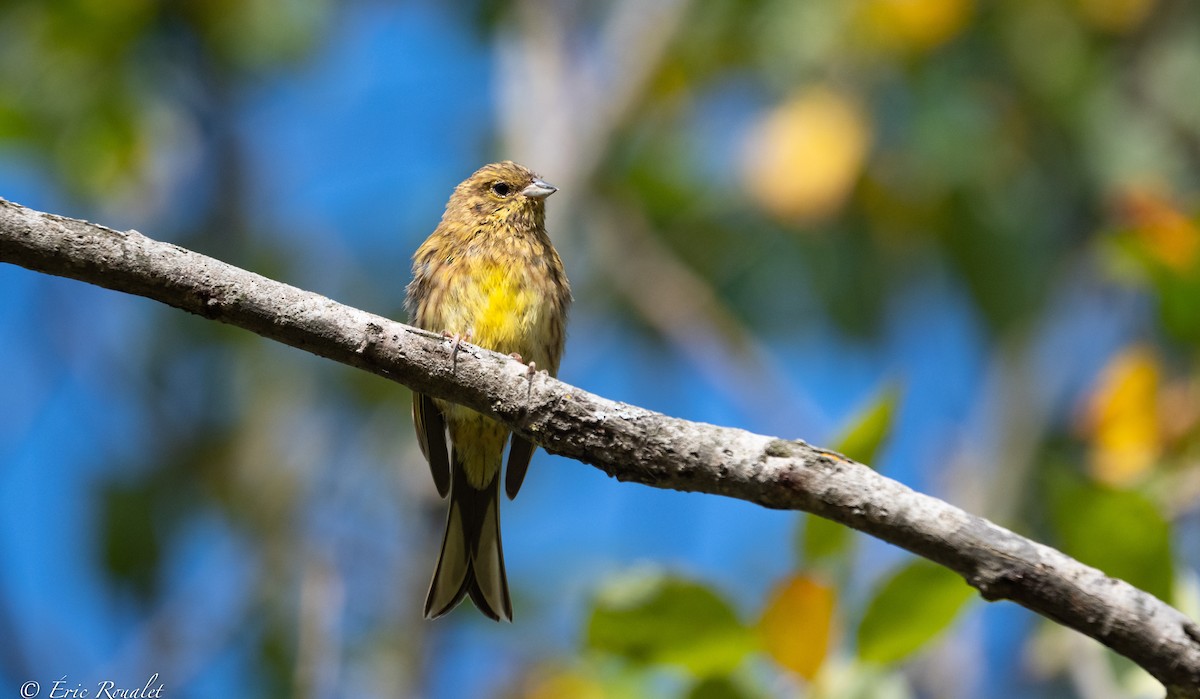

424,447,512,622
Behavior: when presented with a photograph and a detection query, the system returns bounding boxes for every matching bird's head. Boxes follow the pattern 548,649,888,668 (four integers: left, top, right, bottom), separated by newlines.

444,161,557,232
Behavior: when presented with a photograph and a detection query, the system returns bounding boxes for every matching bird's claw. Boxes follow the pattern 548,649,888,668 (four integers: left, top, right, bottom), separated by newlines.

444,330,473,369
508,353,537,378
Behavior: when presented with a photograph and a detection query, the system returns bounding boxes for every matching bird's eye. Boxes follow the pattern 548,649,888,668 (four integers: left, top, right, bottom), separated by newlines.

491,182,511,197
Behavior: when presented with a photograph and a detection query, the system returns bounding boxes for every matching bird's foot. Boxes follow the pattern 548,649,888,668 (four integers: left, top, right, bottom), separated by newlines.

508,353,538,378
443,330,473,369
523,360,538,401
507,353,538,400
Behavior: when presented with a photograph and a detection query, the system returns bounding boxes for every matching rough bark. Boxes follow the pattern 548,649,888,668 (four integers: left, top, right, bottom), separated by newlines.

2,197,1198,695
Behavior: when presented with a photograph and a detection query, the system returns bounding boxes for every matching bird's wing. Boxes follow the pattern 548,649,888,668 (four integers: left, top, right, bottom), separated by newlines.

505,436,536,499
413,392,450,497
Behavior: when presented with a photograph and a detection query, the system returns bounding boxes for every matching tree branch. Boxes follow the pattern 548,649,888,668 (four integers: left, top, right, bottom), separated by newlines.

2,197,1198,695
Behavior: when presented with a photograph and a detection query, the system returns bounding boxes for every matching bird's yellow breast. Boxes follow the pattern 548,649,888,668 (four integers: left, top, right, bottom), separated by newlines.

420,247,555,370
473,262,539,353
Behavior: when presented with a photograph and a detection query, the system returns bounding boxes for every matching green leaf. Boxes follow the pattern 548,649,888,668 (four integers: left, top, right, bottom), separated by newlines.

1049,479,1173,601
1157,271,1200,345
801,514,853,566
100,481,161,600
796,387,901,569
686,675,756,699
834,384,901,465
857,560,974,664
586,570,755,676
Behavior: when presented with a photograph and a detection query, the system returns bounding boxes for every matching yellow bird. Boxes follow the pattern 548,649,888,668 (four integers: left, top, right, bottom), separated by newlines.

405,161,571,621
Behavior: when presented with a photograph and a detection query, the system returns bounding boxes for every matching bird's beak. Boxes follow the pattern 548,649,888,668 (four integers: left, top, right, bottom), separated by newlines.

521,179,558,200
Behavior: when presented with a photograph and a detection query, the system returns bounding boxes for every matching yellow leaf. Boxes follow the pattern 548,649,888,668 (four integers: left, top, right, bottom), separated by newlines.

521,667,607,699
857,0,974,54
1072,0,1158,33
741,88,871,225
1081,345,1162,486
1117,188,1200,273
758,575,837,681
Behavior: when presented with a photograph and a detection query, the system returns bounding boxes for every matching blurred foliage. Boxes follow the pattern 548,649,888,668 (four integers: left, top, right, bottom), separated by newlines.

564,3,1200,686
586,572,756,676
1079,344,1163,486
855,560,975,665
100,479,164,600
758,575,836,680
1105,191,1200,343
0,0,329,200
741,88,871,224
1047,469,1175,601
800,386,899,568
831,383,900,466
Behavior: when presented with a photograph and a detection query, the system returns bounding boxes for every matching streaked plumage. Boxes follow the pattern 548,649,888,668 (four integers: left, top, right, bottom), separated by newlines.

405,161,571,621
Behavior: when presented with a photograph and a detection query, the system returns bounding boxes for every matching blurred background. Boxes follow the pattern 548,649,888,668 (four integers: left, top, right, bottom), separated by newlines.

1,0,1199,697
